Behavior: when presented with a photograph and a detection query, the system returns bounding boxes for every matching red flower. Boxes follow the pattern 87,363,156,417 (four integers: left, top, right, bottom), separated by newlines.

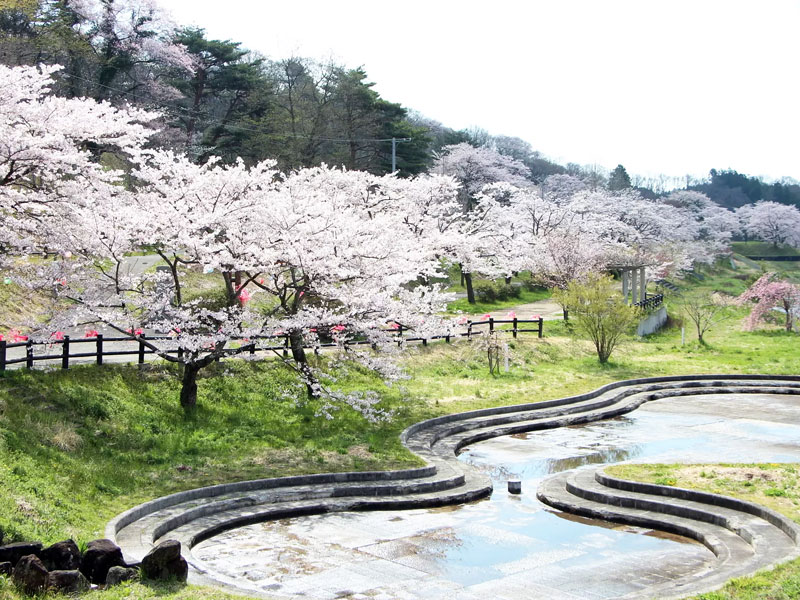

50,331,65,341
84,329,99,338
239,288,252,304
481,313,491,321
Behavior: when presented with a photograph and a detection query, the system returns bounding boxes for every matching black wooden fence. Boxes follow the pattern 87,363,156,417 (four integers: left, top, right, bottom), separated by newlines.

0,317,544,371
633,293,664,311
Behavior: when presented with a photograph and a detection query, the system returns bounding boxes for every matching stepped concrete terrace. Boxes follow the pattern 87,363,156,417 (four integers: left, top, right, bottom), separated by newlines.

107,374,800,598
537,467,800,599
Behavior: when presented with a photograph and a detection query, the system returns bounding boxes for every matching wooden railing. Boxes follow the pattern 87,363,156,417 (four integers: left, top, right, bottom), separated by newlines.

633,293,664,311
0,318,545,371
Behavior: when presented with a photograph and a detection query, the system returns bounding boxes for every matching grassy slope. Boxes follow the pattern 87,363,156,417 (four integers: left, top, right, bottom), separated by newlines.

605,464,800,600
0,361,421,546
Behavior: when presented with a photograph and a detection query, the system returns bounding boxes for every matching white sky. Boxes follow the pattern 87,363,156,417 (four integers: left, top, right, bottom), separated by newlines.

162,0,800,182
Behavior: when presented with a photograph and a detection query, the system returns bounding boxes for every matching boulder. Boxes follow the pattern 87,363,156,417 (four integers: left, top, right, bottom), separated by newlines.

80,539,125,584
48,570,90,594
0,542,43,566
106,565,138,586
12,554,48,595
0,561,12,576
140,540,187,582
40,539,81,571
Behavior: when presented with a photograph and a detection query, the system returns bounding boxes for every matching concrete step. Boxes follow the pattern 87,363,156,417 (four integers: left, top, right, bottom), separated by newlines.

537,466,800,600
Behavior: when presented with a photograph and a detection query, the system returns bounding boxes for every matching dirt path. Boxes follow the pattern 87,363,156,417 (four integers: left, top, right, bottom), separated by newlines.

481,299,564,321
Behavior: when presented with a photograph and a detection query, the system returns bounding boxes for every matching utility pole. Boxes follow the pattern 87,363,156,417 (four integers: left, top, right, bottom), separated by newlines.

391,137,411,174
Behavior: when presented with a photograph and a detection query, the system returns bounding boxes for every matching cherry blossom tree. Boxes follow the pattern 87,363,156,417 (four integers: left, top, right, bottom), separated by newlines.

737,201,800,248
240,166,451,399
541,174,587,204
0,63,158,266
432,143,530,212
42,151,277,408
62,0,195,100
42,154,451,411
736,272,800,332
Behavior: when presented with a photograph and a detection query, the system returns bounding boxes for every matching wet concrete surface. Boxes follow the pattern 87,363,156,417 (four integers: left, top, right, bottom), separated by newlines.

192,393,800,599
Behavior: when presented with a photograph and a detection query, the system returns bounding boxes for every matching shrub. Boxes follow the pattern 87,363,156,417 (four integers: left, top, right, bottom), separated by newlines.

474,282,497,303
475,282,521,303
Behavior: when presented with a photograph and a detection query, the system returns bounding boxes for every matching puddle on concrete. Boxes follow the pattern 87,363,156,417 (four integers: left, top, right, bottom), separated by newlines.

193,393,800,600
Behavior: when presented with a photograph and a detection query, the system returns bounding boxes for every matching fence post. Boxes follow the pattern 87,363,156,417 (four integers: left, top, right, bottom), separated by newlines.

422,338,427,347
467,322,472,339
397,324,403,347
489,318,494,333
138,334,146,364
96,334,103,365
283,335,289,357
538,317,543,338
26,340,33,369
513,318,518,339
0,340,6,371
62,336,70,369
249,341,256,355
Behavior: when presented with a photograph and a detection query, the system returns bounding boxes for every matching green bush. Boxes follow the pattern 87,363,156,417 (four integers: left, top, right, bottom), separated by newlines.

475,282,521,303
474,282,497,303
496,283,521,301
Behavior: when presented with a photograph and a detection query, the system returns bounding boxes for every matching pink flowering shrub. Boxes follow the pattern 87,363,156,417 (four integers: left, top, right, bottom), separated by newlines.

736,273,800,332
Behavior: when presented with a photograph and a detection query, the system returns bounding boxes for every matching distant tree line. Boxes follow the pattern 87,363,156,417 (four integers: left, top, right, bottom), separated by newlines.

688,169,800,210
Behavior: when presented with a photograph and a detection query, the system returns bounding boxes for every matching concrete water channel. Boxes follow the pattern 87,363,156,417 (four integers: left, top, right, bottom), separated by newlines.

189,392,800,600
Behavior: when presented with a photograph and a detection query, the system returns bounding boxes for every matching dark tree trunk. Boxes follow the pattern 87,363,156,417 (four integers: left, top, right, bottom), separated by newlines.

464,272,475,304
289,329,317,397
505,276,512,285
180,362,201,409
563,307,569,322
460,264,465,287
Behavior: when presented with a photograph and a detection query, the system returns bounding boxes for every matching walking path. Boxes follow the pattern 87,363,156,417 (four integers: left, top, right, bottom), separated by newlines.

108,375,800,599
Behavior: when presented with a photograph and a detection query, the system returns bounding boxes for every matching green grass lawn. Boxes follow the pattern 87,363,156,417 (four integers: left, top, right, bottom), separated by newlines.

606,463,800,600
731,241,800,257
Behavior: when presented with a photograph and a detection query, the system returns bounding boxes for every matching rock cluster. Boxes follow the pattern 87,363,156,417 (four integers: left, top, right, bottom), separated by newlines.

0,537,187,595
